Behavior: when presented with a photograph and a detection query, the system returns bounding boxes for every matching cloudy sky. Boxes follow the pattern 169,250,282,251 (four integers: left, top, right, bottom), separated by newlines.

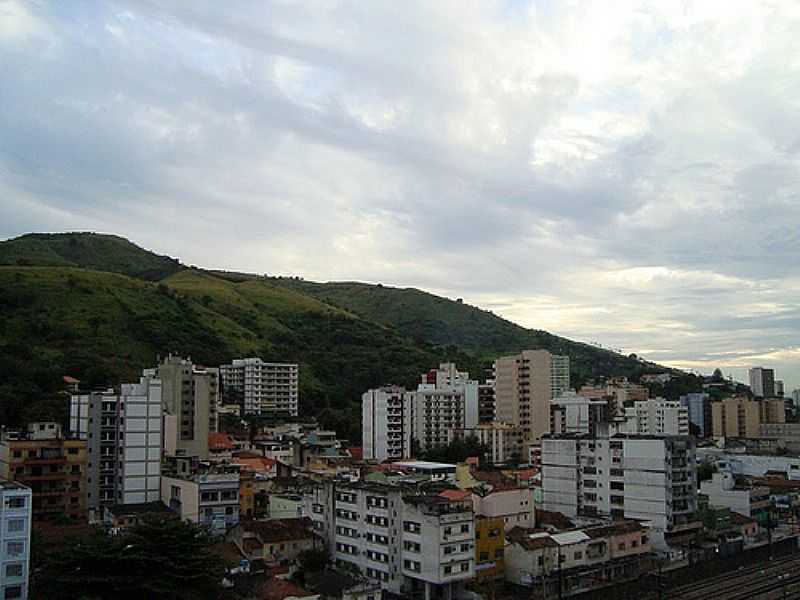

2,0,799,391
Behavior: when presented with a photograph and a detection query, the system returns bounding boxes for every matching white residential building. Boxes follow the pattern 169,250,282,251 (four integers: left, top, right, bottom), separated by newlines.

0,480,31,600
551,393,611,437
541,432,697,550
220,358,299,416
305,481,474,598
700,473,771,521
161,469,240,535
363,387,413,461
624,398,689,436
472,486,535,531
70,376,162,515
362,366,479,461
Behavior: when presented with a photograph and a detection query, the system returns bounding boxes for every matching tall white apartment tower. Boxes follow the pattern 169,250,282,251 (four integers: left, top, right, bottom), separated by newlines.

749,367,775,398
494,350,570,445
70,376,163,516
0,480,32,600
363,387,413,461
220,358,299,416
624,399,689,436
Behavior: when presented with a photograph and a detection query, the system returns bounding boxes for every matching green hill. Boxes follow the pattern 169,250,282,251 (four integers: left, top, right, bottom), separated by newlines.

272,280,655,382
0,232,183,280
0,232,674,441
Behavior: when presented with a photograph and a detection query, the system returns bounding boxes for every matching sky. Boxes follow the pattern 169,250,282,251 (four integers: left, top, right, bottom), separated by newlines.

1,0,799,391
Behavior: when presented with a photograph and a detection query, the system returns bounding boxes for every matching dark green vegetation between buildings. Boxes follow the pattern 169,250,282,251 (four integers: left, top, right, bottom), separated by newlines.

0,232,676,442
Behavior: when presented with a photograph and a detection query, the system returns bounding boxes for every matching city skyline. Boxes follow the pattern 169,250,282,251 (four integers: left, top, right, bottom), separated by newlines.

2,1,799,390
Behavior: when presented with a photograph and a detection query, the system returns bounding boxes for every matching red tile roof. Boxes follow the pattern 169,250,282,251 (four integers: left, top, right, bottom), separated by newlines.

62,375,80,384
260,578,314,600
209,432,235,451
242,518,313,543
439,489,471,501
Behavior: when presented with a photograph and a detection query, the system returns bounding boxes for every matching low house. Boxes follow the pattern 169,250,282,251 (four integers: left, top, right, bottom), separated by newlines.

103,501,172,530
506,520,652,597
232,517,318,565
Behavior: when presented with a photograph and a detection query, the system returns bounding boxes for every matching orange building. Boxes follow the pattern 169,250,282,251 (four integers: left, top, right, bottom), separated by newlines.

0,422,88,520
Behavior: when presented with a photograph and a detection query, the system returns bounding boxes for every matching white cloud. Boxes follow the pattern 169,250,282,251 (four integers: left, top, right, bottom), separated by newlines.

1,0,799,391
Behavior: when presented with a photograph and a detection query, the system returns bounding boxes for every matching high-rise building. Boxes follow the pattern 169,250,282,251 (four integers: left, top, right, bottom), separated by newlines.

0,480,31,600
541,433,697,550
749,367,776,398
711,397,785,438
793,389,800,407
363,387,413,461
363,364,479,461
494,350,570,445
478,380,496,423
305,480,475,598
679,393,712,438
220,358,298,416
70,376,163,516
624,398,689,436
0,423,87,521
776,380,785,397
450,422,524,465
155,355,219,459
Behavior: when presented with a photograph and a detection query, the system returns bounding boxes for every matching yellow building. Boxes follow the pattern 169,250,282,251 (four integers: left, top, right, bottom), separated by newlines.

712,397,786,438
475,516,505,581
239,468,255,518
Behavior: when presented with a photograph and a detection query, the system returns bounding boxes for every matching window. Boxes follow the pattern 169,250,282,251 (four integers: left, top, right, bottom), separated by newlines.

5,564,23,578
12,451,21,459
538,556,544,566
495,548,504,558
460,524,469,533
4,586,22,599
460,562,469,572
460,543,470,552
444,566,452,575
7,519,25,533
4,497,25,510
6,541,24,557
574,551,582,560
225,507,234,515
618,542,626,551
479,551,489,561
68,448,78,455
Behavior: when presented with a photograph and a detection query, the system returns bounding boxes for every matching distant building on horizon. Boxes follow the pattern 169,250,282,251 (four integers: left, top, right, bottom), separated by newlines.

749,367,775,398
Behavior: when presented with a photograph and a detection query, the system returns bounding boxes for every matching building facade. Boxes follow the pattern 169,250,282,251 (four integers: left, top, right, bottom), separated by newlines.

451,423,524,465
712,397,785,439
494,350,570,447
0,480,32,600
0,423,87,521
161,469,240,535
220,358,299,417
541,433,697,550
156,355,218,459
411,385,478,453
305,481,475,598
70,376,162,514
624,399,689,436
700,473,771,525
363,387,413,461
749,367,776,399
680,393,712,438
551,393,611,437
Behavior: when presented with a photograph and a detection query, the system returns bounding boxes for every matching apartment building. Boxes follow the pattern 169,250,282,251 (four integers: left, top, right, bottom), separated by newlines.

551,393,611,436
749,367,776,399
680,393,712,438
494,350,570,446
155,355,218,459
450,423,524,465
70,376,162,515
305,481,474,598
474,516,505,581
0,423,87,521
472,486,535,531
711,397,785,438
220,358,298,416
363,367,479,461
624,398,689,436
0,480,31,600
363,387,413,461
541,433,697,550
478,380,496,423
161,465,240,535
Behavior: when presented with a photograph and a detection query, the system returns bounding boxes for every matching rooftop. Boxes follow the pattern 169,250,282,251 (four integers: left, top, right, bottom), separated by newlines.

259,578,313,600
241,517,313,543
106,501,171,517
393,460,457,471
0,479,29,492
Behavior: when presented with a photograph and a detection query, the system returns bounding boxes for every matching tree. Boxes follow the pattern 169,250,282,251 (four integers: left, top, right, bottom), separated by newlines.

33,515,225,600
418,435,491,466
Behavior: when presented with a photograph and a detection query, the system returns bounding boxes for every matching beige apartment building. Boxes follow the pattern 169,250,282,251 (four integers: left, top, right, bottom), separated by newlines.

711,397,785,438
494,350,569,446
